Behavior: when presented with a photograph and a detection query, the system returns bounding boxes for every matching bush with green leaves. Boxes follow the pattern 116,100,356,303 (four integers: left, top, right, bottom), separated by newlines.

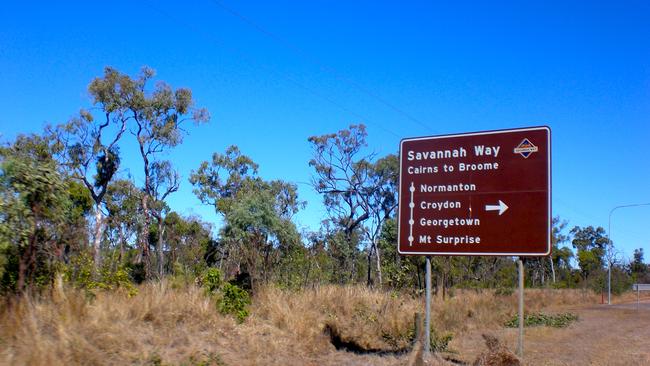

217,282,251,323
201,267,223,294
505,312,578,328
197,267,250,323
63,252,137,297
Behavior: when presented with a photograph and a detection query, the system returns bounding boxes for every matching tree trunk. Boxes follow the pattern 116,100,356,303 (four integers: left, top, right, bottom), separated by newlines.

263,239,271,285
366,243,374,287
118,226,125,264
17,251,28,292
157,216,165,277
137,126,152,279
18,207,40,293
442,270,447,300
550,257,556,283
93,204,105,268
139,193,151,277
540,259,545,286
374,241,383,287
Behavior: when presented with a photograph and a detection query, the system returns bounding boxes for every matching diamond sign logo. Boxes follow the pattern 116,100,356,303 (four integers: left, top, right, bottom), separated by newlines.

513,138,538,158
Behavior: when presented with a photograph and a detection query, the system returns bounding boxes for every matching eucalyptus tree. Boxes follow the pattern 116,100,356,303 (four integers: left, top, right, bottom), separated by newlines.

361,154,398,286
190,145,259,214
223,178,302,287
149,160,180,276
77,66,210,277
190,145,303,288
105,179,142,263
163,212,215,274
550,216,571,283
51,66,209,275
631,248,649,282
48,67,135,266
308,125,371,283
308,124,397,286
571,225,609,284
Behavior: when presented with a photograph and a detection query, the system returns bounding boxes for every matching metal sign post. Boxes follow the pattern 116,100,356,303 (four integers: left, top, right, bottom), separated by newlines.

517,258,524,358
424,256,432,354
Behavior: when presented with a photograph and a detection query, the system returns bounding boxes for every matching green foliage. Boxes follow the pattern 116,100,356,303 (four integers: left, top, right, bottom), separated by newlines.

191,146,303,288
105,179,142,253
84,66,210,280
505,312,578,328
0,134,80,293
589,265,632,295
274,245,312,289
164,212,214,274
631,248,649,283
125,262,147,284
63,253,137,297
201,267,223,294
190,145,259,213
379,218,422,290
217,282,251,323
571,225,608,281
0,241,8,285
195,266,250,323
0,244,19,292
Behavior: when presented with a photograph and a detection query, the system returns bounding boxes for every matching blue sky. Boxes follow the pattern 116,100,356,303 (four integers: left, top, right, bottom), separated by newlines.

1,1,649,261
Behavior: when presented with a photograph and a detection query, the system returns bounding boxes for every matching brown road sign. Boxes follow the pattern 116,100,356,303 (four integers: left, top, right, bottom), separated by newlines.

398,126,551,256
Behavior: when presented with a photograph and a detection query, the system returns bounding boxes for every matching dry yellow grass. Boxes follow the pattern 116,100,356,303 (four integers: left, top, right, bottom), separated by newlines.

0,283,636,365
0,282,236,365
252,285,422,352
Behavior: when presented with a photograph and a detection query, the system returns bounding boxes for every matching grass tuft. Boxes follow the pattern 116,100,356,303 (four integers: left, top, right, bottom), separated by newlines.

504,312,579,328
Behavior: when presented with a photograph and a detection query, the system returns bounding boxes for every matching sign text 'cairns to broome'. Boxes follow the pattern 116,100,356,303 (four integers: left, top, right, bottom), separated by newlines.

398,126,551,256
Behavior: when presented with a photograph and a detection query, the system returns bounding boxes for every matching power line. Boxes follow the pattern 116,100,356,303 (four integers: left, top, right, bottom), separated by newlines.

206,0,434,134
143,0,401,139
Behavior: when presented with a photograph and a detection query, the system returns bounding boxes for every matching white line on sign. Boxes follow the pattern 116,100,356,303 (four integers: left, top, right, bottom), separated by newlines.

409,182,415,246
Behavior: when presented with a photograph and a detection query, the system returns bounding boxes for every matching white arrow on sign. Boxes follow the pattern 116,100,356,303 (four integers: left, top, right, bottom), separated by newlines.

485,200,509,215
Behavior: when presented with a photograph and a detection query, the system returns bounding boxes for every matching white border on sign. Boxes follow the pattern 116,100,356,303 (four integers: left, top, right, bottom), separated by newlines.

397,126,552,256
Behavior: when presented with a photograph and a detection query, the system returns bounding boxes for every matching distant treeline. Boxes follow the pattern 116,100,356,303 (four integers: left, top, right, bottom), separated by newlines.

1,66,648,295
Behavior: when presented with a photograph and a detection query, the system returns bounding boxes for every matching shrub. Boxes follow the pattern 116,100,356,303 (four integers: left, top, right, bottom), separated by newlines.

504,312,578,328
62,252,137,297
201,267,223,294
217,282,251,323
